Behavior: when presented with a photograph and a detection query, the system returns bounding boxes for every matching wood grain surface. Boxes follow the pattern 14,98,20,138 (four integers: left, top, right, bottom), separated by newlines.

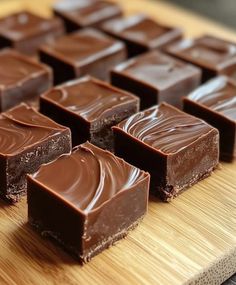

0,1,236,284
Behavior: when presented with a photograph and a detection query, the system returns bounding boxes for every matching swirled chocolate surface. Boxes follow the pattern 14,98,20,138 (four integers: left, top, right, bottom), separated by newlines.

187,76,236,121
31,142,148,212
0,49,48,88
41,76,137,122
54,0,122,27
116,103,213,154
0,11,61,41
40,28,124,65
0,104,67,155
166,35,236,68
114,50,200,89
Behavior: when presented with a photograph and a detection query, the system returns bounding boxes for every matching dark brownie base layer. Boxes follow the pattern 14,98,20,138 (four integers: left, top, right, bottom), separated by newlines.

158,165,217,202
28,215,144,264
3,132,71,203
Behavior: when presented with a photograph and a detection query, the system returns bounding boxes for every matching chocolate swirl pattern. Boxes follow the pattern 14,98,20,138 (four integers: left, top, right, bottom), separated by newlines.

0,104,67,155
117,103,213,154
44,29,123,64
43,76,136,121
0,50,45,87
188,76,236,121
32,142,148,212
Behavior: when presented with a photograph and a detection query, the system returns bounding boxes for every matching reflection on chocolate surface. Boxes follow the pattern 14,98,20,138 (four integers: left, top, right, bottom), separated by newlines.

165,35,236,82
113,103,219,201
0,104,65,155
40,76,139,149
101,14,182,57
111,50,201,109
117,103,212,154
32,142,148,212
39,28,126,84
0,103,71,202
184,76,236,161
0,11,64,55
53,0,122,32
0,49,52,112
28,142,150,263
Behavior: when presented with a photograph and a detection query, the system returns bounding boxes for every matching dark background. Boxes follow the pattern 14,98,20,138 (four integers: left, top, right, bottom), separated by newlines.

162,0,236,30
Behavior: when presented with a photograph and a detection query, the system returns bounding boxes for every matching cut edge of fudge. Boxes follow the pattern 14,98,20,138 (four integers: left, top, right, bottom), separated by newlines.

27,142,150,263
112,103,219,201
0,103,72,202
183,75,236,162
40,75,139,150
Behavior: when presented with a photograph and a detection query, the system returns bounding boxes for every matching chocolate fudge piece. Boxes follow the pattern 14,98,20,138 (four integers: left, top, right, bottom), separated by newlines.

53,0,123,33
111,50,201,110
0,49,52,112
183,76,236,162
27,142,150,263
100,14,182,58
0,11,64,55
113,103,219,201
40,76,139,150
165,35,236,83
0,103,71,202
39,28,126,84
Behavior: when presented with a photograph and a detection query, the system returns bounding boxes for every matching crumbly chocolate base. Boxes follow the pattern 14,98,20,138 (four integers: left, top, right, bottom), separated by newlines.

158,165,217,202
3,133,71,203
29,215,144,264
90,105,138,151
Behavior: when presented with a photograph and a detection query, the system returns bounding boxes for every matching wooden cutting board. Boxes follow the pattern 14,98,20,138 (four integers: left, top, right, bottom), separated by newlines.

0,1,236,284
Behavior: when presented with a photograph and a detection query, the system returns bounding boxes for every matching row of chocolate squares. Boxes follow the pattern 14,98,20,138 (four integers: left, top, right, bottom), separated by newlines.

1,97,218,263
0,44,235,158
2,6,236,82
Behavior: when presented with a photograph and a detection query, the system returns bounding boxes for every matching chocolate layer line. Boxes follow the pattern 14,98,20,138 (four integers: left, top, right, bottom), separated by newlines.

186,76,236,121
0,103,68,155
41,76,139,122
113,103,214,154
30,142,149,213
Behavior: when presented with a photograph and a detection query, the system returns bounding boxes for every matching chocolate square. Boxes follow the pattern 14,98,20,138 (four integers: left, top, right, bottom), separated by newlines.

0,103,71,202
53,0,123,33
101,14,182,58
113,103,219,201
27,142,150,263
0,11,64,55
183,76,236,162
111,50,201,110
40,76,139,150
0,49,52,112
39,28,126,84
165,35,236,82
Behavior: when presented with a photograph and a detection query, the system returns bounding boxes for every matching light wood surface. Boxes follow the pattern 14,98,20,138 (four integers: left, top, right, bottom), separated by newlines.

1,1,236,284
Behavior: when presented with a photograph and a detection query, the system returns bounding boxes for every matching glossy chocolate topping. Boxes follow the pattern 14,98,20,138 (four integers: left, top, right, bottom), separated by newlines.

114,51,199,89
40,28,124,65
167,35,236,69
0,11,61,41
101,14,179,47
0,104,66,155
41,76,137,122
54,0,121,26
31,142,148,213
0,49,49,88
115,103,213,154
187,76,236,121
